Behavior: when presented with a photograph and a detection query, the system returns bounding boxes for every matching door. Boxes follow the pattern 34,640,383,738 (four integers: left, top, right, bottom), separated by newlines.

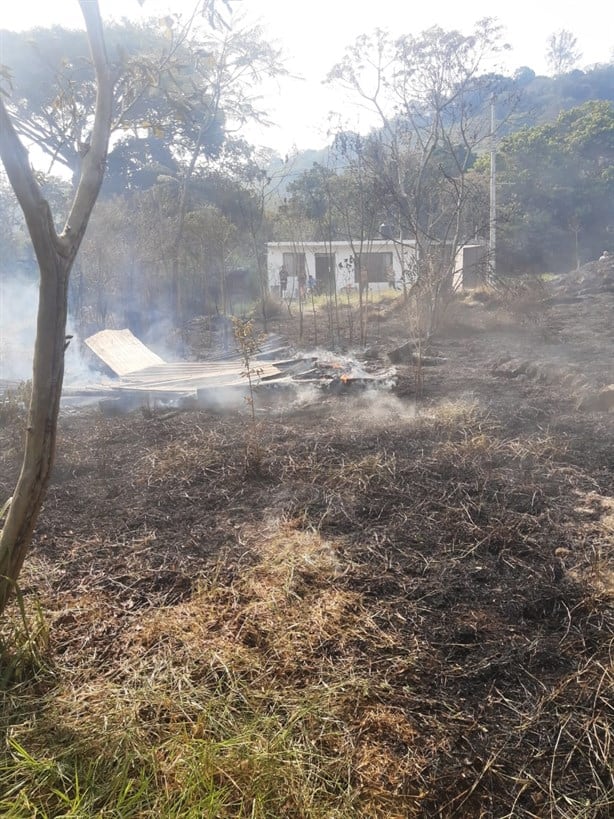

314,253,336,294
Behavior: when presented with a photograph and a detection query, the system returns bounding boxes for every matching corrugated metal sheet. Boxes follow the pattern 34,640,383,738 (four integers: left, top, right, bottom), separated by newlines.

85,329,165,376
115,361,282,392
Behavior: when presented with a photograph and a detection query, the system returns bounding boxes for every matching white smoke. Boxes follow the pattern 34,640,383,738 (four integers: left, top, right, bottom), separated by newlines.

0,274,37,381
0,273,97,386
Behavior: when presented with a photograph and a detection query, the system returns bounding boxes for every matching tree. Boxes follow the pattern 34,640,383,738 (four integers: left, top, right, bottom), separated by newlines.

0,1,114,613
546,29,582,76
222,146,288,329
2,9,284,329
0,175,30,275
328,20,510,333
161,21,283,326
494,100,614,272
0,17,209,188
285,163,341,241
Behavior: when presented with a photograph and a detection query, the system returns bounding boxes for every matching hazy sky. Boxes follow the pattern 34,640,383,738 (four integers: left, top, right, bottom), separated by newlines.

1,0,612,153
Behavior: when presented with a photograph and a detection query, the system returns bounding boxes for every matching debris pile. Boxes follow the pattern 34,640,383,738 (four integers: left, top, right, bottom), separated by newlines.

73,329,397,413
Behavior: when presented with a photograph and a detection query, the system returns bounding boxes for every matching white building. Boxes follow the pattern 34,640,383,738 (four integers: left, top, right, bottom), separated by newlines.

267,239,488,296
267,240,416,296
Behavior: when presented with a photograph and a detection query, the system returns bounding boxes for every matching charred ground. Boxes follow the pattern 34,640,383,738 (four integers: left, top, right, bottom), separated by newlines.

1,265,613,817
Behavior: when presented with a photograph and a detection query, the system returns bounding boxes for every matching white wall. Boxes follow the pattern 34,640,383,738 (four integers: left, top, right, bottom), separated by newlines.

453,244,489,290
266,240,416,295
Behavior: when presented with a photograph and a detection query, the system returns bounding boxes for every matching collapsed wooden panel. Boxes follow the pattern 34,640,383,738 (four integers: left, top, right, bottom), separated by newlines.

85,329,165,376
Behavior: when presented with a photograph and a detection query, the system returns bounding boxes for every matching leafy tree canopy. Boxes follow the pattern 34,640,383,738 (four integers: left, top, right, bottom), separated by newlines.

0,16,281,193
496,100,614,272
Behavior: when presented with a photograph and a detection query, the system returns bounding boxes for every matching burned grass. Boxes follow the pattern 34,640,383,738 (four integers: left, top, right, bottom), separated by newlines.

1,292,614,816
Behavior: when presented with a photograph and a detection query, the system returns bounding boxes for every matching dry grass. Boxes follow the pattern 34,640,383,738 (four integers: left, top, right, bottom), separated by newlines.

1,283,614,816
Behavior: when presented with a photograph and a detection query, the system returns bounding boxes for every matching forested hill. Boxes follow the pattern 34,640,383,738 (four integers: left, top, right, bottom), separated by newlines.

497,62,614,131
268,61,614,190
264,148,333,197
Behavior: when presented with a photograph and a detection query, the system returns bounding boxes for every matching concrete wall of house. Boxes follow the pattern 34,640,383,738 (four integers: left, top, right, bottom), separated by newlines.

453,244,489,290
267,241,416,296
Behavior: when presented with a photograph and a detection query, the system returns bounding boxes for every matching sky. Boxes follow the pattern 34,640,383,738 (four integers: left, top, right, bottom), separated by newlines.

1,0,613,154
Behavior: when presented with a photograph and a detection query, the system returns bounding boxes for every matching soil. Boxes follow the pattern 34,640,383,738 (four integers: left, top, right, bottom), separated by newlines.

1,262,613,817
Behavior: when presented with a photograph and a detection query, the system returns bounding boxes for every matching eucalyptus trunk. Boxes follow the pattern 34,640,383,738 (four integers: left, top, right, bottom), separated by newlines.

0,0,113,614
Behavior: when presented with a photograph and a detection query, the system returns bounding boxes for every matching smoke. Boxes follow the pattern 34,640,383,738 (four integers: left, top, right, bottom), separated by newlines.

348,391,417,425
197,383,254,412
288,384,321,408
303,350,371,379
139,311,187,362
0,273,97,385
0,274,37,381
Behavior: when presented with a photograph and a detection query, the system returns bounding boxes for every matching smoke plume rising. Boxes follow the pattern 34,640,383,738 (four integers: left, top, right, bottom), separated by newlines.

0,273,96,385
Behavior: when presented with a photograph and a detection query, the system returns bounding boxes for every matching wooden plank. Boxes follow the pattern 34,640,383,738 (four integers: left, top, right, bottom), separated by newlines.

85,329,165,376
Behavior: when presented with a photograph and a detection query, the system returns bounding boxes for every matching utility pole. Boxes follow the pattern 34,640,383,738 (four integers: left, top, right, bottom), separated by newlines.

489,97,497,279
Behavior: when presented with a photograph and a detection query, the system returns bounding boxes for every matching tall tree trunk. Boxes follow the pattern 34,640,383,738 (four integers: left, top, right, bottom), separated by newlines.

0,0,113,614
171,127,204,328
0,252,70,609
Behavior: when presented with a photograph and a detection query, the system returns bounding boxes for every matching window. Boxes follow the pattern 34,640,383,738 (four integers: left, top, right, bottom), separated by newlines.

354,252,394,283
282,252,306,277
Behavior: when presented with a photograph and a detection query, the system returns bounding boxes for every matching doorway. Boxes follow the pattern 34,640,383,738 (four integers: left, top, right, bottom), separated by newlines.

314,253,336,294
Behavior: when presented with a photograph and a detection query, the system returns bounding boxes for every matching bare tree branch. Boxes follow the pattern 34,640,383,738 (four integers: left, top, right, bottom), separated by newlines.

60,0,114,254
